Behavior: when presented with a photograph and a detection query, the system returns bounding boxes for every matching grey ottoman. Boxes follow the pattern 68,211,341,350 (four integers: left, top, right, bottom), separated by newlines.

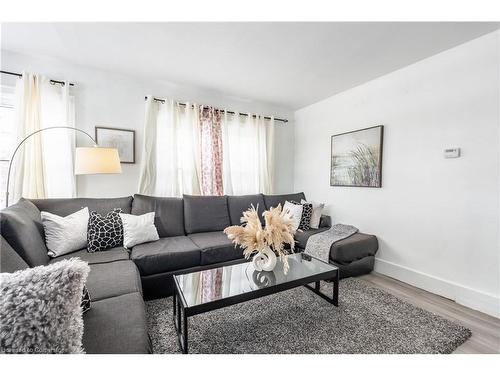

329,233,379,278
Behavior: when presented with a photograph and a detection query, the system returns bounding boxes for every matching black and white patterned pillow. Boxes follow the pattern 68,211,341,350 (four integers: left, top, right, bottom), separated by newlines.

87,208,123,253
291,201,313,231
81,286,91,314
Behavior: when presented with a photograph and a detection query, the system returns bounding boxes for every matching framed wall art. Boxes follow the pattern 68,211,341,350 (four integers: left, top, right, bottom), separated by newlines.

95,126,135,164
330,125,384,187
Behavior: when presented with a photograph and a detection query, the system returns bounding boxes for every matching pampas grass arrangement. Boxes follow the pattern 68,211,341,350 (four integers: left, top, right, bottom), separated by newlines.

224,204,296,273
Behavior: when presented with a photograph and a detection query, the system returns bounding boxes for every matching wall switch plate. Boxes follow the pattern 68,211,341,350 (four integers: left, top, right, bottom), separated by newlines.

444,148,461,158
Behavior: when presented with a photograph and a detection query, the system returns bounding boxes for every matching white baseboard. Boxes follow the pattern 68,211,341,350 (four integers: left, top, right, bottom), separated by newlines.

374,258,500,319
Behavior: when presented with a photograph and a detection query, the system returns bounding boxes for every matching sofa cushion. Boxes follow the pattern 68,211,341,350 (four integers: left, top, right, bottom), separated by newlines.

227,194,266,225
0,235,29,273
83,292,151,354
29,196,133,217
263,192,306,210
329,233,379,264
294,227,330,249
183,195,230,234
41,207,89,258
84,260,143,301
0,198,49,267
49,247,130,265
132,194,185,237
131,236,201,275
188,231,244,265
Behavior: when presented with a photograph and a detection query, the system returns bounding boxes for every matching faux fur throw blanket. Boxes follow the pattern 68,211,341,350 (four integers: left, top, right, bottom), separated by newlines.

304,224,359,262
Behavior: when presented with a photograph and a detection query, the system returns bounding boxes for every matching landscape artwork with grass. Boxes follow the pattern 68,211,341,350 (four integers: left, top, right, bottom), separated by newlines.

330,125,383,187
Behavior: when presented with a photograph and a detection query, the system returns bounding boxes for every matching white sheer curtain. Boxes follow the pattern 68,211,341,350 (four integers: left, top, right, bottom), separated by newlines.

138,97,276,197
11,72,75,203
138,97,201,197
222,114,275,195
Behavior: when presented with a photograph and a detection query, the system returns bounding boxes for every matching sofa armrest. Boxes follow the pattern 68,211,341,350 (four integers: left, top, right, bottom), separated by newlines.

319,215,331,228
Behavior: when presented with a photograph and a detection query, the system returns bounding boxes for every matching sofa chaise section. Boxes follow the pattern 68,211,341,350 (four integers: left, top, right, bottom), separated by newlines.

295,228,379,278
294,227,331,249
329,232,379,278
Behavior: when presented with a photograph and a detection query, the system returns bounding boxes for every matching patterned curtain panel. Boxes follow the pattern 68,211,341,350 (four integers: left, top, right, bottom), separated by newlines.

199,107,224,196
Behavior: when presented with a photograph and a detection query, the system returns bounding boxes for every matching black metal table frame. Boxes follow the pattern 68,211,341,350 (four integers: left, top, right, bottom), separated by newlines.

172,260,339,354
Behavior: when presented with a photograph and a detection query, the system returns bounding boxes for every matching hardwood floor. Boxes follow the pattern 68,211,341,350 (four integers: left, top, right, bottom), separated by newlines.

358,272,500,354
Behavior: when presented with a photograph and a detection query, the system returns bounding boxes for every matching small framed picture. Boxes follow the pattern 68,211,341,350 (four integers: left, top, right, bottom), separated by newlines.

95,126,135,164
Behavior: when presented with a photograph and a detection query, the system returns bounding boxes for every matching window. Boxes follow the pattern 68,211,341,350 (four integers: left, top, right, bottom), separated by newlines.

0,86,16,208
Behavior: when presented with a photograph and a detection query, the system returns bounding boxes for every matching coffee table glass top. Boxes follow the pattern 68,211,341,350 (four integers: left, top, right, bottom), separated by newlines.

174,253,338,307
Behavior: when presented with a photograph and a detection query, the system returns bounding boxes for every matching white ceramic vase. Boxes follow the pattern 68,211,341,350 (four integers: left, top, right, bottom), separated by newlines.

252,247,277,272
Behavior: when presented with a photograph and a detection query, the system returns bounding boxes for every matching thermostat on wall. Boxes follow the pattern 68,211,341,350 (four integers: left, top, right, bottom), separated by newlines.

444,148,461,158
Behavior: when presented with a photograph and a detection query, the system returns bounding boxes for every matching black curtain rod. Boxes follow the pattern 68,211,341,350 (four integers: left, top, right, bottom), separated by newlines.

145,96,288,123
0,70,75,87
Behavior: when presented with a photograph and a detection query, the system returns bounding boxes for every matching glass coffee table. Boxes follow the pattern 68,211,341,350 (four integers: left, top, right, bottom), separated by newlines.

172,252,339,353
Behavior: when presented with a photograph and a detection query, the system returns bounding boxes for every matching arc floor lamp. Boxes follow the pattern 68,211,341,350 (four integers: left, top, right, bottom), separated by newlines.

5,126,122,207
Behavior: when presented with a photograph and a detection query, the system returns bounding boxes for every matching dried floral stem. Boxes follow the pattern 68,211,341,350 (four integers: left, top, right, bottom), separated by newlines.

224,204,296,272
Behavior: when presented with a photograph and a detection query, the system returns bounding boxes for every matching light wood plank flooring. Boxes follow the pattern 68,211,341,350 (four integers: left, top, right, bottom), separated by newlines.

358,272,500,354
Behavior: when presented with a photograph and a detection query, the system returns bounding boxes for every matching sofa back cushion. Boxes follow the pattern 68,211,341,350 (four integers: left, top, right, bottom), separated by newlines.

263,192,306,210
183,195,230,234
131,194,185,237
1,235,30,273
227,194,266,226
0,198,49,267
30,196,133,217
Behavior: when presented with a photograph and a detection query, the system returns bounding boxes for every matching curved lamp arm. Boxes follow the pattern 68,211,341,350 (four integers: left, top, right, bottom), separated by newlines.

5,126,97,207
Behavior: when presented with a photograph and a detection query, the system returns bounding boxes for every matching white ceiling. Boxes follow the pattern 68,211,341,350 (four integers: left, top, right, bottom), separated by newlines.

2,22,498,109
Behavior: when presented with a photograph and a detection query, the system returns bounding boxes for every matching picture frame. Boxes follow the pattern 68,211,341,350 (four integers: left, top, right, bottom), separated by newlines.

330,125,384,188
95,126,136,164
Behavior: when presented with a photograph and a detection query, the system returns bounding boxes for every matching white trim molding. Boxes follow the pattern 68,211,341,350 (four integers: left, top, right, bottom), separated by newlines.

374,258,500,319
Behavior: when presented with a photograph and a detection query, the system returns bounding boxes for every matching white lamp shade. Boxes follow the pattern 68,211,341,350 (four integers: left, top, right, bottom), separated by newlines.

75,147,122,175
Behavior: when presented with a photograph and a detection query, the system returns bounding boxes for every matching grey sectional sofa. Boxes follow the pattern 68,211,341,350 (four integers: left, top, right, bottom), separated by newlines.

1,197,150,354
0,192,378,354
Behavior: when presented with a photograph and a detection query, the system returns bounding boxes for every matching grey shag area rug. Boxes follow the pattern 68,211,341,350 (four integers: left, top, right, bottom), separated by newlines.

146,278,471,354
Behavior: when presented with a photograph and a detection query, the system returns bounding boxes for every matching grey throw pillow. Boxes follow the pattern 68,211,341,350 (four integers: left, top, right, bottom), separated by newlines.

0,259,90,354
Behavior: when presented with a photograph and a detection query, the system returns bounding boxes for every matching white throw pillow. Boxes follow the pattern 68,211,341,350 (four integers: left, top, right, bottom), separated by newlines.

41,207,89,257
119,212,159,249
301,199,325,229
283,201,303,232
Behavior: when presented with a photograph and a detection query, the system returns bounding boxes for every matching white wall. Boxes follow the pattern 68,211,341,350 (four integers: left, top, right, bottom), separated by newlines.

294,31,500,317
1,49,295,197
